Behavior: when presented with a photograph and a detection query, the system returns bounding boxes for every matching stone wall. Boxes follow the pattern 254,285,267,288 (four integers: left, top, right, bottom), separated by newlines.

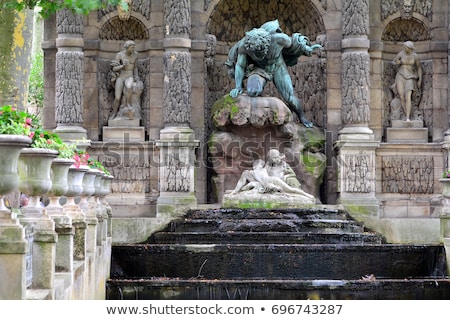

41,0,450,244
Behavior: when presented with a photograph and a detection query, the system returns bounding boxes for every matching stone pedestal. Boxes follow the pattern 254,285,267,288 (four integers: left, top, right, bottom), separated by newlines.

386,120,428,143
156,126,199,218
103,119,145,142
19,213,57,295
223,192,316,209
335,126,380,217
53,125,88,142
0,212,27,299
53,216,73,273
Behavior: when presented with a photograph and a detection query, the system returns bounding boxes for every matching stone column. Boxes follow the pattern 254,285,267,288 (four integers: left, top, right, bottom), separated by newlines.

335,0,380,216
53,9,87,141
156,0,199,217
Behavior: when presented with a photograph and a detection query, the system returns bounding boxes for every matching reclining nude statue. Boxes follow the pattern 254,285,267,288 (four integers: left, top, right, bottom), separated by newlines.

225,19,322,128
228,157,315,202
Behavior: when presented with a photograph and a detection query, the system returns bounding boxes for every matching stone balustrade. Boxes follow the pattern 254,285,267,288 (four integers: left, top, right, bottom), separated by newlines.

0,163,113,300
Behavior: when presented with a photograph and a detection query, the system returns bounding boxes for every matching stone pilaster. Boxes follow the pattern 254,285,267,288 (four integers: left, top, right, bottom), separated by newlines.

53,9,87,141
156,0,199,217
336,0,380,216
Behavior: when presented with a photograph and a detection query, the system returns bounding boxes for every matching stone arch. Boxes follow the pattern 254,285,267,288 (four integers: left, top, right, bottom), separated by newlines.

380,14,433,137
204,0,327,129
206,0,325,43
96,13,152,136
99,15,149,40
382,16,430,42
203,0,328,204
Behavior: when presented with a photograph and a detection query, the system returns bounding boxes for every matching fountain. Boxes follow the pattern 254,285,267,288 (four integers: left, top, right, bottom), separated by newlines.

105,19,449,300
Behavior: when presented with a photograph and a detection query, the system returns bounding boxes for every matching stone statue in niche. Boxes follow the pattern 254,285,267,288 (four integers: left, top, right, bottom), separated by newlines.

109,40,143,121
390,41,422,122
225,19,322,128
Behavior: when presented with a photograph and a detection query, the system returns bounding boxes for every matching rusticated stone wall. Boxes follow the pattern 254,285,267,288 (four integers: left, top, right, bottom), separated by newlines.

381,156,434,194
42,0,449,212
207,0,325,42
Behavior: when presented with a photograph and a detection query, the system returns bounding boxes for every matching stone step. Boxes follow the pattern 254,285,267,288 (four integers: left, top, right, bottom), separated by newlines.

111,244,445,281
147,231,385,245
164,219,365,233
185,207,350,221
106,278,450,300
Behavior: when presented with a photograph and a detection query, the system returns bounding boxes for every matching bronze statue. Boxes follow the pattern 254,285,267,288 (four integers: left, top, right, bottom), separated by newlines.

225,19,322,128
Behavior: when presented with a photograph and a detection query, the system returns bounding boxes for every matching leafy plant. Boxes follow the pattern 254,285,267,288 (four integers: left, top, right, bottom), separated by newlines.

88,158,111,175
2,0,129,18
30,127,76,159
0,105,77,159
0,105,35,135
442,170,450,179
73,149,91,168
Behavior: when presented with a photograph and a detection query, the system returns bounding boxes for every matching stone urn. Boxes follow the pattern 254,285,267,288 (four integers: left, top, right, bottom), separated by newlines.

64,164,89,219
18,147,58,214
99,174,114,203
47,158,75,213
79,168,101,216
91,171,106,209
0,135,31,217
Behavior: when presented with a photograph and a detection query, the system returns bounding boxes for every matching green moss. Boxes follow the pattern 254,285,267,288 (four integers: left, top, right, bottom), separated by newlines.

302,152,326,177
211,94,240,124
342,204,376,217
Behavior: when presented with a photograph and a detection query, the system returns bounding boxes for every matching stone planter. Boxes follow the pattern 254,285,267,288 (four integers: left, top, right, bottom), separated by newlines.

0,135,31,217
18,148,58,215
100,174,114,201
64,164,89,218
80,168,101,216
47,158,75,213
0,134,32,300
64,164,89,261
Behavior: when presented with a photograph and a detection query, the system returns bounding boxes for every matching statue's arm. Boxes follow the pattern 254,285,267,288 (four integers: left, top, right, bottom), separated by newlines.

392,52,402,65
230,52,247,98
283,33,322,66
111,52,125,72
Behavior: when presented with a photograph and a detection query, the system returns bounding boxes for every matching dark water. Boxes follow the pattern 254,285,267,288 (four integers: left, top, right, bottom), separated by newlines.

107,207,450,300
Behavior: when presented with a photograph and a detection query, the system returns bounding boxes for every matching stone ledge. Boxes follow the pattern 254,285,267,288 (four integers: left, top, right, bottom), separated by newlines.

222,192,316,209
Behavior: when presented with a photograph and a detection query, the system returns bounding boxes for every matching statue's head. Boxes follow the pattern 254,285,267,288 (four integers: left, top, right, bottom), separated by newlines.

403,41,414,50
243,28,271,61
124,40,136,49
266,149,285,164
